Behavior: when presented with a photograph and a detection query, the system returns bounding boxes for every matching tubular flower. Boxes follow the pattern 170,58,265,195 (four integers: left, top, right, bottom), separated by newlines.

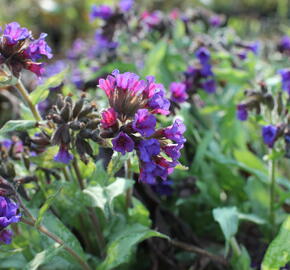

236,104,248,121
262,125,278,148
278,69,290,94
0,22,52,77
90,5,113,20
98,70,186,183
170,82,188,103
0,196,21,244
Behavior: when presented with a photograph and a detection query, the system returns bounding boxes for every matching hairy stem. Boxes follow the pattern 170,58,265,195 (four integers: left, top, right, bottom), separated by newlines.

22,218,92,270
125,159,133,211
15,79,42,121
269,151,276,237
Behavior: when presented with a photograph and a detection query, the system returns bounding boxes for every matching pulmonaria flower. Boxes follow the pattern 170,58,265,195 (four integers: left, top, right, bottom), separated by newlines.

54,145,73,164
202,79,216,94
195,47,210,66
262,125,278,148
243,41,260,55
278,36,290,53
236,104,248,121
0,196,21,244
278,69,290,94
98,70,185,183
101,108,118,129
0,22,52,77
119,0,134,12
90,5,113,20
209,15,224,27
152,180,173,196
132,109,156,137
141,11,162,28
112,132,135,155
170,82,188,103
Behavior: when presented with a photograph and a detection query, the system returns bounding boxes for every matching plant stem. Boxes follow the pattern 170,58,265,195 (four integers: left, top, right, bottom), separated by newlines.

15,79,42,121
22,218,92,270
72,159,106,256
125,159,133,211
170,239,228,266
269,150,276,237
230,237,241,257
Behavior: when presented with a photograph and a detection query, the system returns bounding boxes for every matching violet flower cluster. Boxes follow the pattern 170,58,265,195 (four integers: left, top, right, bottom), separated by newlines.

183,47,216,95
0,22,52,77
0,196,21,244
98,70,186,184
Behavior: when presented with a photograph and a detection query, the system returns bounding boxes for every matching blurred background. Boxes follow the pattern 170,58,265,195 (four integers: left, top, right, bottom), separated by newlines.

2,0,290,57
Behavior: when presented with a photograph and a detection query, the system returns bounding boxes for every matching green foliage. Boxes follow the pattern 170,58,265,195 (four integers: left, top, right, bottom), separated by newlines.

262,216,290,270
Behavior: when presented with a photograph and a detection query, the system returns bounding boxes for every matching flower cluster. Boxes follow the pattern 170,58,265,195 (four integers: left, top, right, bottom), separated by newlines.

98,70,186,184
0,22,52,77
183,47,216,95
0,196,21,244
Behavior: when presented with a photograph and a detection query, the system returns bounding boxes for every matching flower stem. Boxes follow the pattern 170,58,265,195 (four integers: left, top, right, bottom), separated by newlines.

15,79,42,121
125,159,133,211
269,151,276,237
21,218,92,270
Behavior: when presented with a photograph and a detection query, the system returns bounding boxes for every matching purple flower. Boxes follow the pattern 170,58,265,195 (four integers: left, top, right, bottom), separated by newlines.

200,63,213,77
164,119,186,144
0,196,21,244
138,139,160,162
25,33,53,60
202,79,216,94
54,146,73,164
0,229,13,244
95,32,118,49
148,90,170,115
3,22,31,45
237,50,248,60
133,109,156,137
170,82,188,103
278,36,290,52
90,5,113,20
245,41,260,55
278,69,290,94
162,144,183,161
262,125,278,148
236,104,248,121
209,15,223,27
195,47,210,65
119,0,134,12
112,132,135,155
151,180,173,196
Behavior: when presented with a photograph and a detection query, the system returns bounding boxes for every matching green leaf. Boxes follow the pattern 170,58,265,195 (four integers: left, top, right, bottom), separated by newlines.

107,152,129,177
24,244,63,270
83,177,134,214
30,68,69,105
35,184,63,227
261,215,290,270
98,224,168,270
0,120,41,134
213,206,239,242
142,39,167,77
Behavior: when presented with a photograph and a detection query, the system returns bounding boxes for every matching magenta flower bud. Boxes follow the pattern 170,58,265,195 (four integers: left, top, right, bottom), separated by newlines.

101,108,118,128
112,132,135,155
133,109,156,137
